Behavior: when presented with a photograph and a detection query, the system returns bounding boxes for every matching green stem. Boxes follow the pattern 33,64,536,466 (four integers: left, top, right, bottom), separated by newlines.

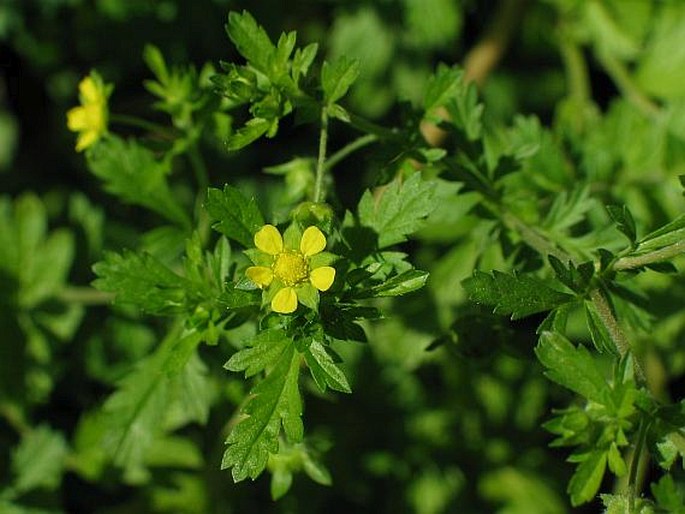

324,133,378,172
188,144,209,193
346,112,400,141
313,108,330,203
560,38,591,103
57,286,114,305
597,52,660,118
613,240,685,271
627,416,650,511
109,113,178,138
501,209,644,378
501,211,569,262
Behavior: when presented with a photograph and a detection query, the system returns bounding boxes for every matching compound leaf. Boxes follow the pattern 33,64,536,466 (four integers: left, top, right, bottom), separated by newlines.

222,340,303,482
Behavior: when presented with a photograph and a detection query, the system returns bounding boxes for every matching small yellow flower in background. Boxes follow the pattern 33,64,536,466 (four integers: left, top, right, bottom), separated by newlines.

246,224,336,314
66,71,112,152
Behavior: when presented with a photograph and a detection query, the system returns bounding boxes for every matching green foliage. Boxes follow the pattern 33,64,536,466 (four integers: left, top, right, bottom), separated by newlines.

205,186,265,248
4,2,685,513
463,271,573,320
86,136,190,227
223,331,303,481
358,172,437,248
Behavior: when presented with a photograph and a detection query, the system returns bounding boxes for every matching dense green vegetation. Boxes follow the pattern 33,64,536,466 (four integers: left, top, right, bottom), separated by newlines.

2,1,685,512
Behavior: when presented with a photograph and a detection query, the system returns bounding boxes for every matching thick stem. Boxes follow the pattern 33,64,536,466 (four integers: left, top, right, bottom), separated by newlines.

313,108,330,203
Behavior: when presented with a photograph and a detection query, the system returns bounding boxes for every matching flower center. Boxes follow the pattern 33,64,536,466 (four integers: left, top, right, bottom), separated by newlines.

273,251,308,286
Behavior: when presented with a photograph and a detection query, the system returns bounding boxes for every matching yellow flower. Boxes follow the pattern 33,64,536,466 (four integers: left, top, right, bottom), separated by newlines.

66,72,111,152
246,224,336,314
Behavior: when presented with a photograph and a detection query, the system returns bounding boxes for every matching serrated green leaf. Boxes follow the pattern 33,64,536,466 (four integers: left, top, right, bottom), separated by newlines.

535,332,610,405
102,330,204,474
364,270,428,298
11,425,68,494
304,340,351,393
0,194,75,309
651,474,685,512
226,11,276,75
218,284,261,310
443,76,483,140
225,328,291,378
358,172,436,248
321,56,360,105
291,43,318,83
568,449,607,506
607,204,637,245
222,340,303,481
463,271,572,320
86,136,190,227
423,64,462,118
205,185,264,247
92,250,190,315
226,117,272,150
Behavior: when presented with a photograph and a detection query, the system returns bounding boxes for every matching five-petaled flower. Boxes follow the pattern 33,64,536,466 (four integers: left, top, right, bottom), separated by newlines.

246,224,336,314
66,71,111,152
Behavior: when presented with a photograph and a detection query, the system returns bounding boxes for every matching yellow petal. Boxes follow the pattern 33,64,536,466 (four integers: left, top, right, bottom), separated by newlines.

67,106,88,131
75,130,98,152
300,226,326,256
272,287,298,313
246,266,274,288
309,266,335,291
80,77,100,104
254,224,283,255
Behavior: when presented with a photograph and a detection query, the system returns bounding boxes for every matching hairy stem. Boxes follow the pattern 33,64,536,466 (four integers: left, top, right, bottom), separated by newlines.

613,240,685,271
502,209,645,379
313,108,330,203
